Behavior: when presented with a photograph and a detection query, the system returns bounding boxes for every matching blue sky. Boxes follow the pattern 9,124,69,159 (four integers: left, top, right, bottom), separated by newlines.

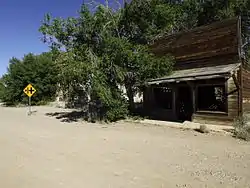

0,0,111,76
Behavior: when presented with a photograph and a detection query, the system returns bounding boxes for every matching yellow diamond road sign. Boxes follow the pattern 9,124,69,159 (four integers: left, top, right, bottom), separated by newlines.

23,84,36,97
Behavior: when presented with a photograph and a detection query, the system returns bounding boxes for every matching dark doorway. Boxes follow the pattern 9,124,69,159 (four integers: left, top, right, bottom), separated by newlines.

153,87,172,110
197,85,226,112
176,86,193,122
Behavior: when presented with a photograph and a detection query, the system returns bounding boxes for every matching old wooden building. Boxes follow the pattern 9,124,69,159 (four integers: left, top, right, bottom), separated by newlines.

143,17,250,125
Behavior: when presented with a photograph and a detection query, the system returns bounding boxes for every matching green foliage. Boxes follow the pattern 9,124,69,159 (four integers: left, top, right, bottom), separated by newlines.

118,0,249,55
233,114,250,141
1,53,58,105
123,0,250,52
39,2,174,122
37,0,250,122
183,0,250,53
119,0,185,43
0,78,5,102
1,0,249,124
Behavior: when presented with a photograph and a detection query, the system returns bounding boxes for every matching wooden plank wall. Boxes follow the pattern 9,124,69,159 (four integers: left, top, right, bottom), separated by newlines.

192,113,234,126
192,77,238,126
150,17,239,63
227,75,239,118
174,54,239,70
242,67,250,113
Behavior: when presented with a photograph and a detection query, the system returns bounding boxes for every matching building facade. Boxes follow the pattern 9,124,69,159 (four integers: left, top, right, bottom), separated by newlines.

143,17,250,125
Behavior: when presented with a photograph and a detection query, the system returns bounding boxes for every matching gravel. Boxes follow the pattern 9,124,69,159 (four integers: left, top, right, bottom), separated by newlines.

0,106,249,188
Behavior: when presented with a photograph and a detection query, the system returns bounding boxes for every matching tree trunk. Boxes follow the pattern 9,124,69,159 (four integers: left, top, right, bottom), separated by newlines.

125,84,135,114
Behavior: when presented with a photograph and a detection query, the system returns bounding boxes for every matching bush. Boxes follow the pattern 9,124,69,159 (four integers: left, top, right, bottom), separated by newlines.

1,53,58,106
233,114,250,141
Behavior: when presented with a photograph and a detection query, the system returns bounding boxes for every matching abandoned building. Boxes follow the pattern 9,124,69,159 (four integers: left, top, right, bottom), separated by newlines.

143,17,250,125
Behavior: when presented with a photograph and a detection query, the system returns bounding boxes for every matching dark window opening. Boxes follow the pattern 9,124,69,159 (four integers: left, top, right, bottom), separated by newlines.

154,87,172,109
197,85,226,112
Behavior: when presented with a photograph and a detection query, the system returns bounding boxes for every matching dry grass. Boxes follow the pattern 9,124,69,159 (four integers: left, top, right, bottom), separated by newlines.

233,114,250,141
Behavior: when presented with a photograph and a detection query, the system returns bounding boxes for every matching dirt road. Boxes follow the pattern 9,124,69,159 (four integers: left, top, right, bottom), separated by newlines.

0,106,250,188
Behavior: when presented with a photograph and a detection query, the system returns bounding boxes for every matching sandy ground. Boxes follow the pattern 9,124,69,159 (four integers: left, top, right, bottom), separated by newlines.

0,106,250,188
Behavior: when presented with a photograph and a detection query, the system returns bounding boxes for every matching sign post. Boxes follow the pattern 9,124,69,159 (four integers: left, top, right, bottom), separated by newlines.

23,84,36,116
28,95,31,115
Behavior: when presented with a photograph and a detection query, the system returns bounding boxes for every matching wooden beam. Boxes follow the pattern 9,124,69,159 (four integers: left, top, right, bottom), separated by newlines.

172,86,177,120
192,85,196,119
225,79,229,114
232,73,240,90
239,65,243,116
148,74,228,85
237,16,242,59
185,81,196,120
226,88,238,96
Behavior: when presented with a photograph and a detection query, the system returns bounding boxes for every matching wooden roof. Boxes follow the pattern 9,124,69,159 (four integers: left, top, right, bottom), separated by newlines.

148,63,240,85
150,17,241,62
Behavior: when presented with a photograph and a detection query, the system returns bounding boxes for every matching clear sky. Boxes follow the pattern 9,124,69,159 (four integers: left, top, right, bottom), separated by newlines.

0,0,109,77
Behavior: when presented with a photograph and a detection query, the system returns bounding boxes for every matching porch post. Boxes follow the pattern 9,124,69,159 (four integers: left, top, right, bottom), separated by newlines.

239,64,243,116
192,84,196,117
172,85,177,120
186,81,196,121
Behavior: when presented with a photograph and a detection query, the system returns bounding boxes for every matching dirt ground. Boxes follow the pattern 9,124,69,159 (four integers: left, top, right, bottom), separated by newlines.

0,106,250,188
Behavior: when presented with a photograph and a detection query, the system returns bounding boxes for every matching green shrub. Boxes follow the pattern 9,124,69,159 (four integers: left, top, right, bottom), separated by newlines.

233,114,250,141
1,52,58,106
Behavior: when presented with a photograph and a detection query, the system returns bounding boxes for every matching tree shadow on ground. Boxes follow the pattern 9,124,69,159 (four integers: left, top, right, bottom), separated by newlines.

45,102,146,123
45,111,88,123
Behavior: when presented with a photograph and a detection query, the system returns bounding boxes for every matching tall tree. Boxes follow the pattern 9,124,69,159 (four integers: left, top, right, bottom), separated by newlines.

0,77,5,101
1,53,58,105
39,2,174,121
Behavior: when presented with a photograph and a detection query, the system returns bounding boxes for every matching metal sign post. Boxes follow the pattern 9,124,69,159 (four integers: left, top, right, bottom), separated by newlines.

28,96,31,115
23,84,36,116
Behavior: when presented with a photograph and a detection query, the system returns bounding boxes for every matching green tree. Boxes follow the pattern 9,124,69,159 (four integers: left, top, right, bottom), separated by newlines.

1,52,58,105
182,0,250,55
0,77,5,101
118,0,186,44
39,2,174,121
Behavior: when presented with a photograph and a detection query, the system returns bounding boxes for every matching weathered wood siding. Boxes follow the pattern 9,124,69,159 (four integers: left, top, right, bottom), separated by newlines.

174,54,239,70
191,76,239,126
145,17,242,125
193,70,240,125
151,17,239,63
227,75,239,118
242,67,250,113
193,113,234,125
